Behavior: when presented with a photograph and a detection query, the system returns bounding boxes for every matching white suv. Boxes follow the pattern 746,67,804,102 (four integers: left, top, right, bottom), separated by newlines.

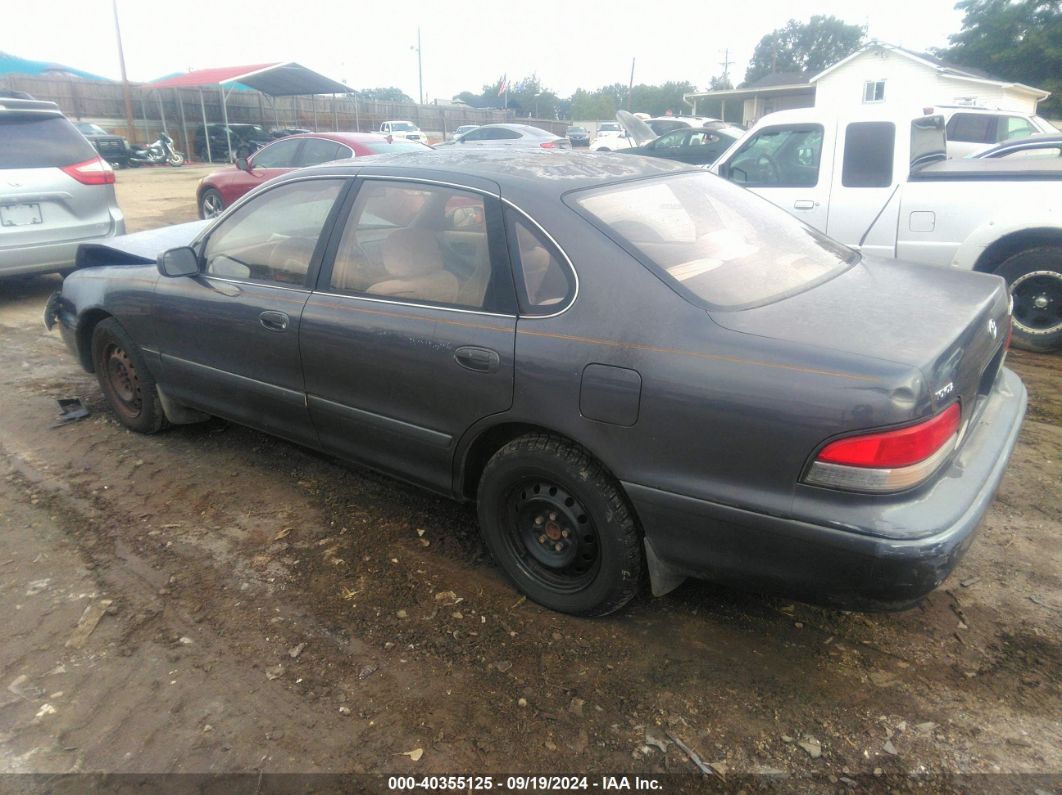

379,120,425,142
935,106,1056,158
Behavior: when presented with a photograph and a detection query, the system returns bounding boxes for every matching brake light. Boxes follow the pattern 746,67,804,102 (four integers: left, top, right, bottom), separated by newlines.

805,404,961,492
61,156,115,185
540,141,557,149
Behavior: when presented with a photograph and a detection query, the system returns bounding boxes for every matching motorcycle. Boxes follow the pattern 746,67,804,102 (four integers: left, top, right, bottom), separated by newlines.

129,132,185,167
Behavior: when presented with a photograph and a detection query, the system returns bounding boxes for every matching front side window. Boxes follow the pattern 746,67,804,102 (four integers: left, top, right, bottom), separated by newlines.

1002,116,1037,141
203,179,344,286
507,214,574,314
571,172,856,310
726,125,823,187
842,122,895,187
328,181,497,310
251,139,302,168
652,130,690,151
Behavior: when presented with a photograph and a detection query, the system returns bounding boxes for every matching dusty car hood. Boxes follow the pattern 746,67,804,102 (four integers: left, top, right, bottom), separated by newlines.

75,220,210,269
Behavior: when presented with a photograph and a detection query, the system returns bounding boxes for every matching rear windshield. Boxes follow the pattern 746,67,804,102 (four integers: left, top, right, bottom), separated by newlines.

389,122,418,131
0,115,97,168
571,172,857,310
362,140,428,154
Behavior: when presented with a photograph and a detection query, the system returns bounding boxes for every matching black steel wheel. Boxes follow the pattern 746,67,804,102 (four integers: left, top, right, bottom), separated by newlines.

477,433,643,616
91,318,167,434
997,247,1062,353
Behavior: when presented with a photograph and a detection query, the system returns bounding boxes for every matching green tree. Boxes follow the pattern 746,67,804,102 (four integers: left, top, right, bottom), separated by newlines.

743,15,865,85
357,87,414,103
709,74,734,91
937,0,1062,116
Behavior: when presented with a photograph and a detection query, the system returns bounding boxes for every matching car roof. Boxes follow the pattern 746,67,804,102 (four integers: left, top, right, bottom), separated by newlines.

0,97,63,117
293,148,694,198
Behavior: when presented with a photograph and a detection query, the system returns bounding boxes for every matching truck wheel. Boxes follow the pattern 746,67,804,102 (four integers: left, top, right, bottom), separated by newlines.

476,433,643,617
996,247,1062,353
91,318,168,434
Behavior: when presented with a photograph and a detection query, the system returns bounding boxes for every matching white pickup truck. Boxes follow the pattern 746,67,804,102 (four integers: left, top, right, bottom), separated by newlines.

379,120,425,142
712,107,1062,351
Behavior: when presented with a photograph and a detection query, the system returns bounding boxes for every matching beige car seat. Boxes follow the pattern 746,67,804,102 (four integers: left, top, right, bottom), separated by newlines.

369,228,459,304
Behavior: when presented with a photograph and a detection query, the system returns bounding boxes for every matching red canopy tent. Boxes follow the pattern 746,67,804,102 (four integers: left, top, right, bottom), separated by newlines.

144,62,353,161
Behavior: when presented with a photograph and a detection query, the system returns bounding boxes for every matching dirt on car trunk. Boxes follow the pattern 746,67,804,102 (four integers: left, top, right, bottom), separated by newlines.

0,168,1060,791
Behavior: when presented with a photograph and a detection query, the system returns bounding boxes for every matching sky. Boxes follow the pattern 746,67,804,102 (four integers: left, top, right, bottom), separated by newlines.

4,0,966,101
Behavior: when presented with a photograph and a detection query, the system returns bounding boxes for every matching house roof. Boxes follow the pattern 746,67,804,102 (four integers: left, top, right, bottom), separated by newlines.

811,43,1049,99
744,71,812,89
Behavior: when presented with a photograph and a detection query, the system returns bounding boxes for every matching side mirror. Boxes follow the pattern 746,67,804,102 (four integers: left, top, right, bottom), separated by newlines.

236,156,250,172
158,246,199,278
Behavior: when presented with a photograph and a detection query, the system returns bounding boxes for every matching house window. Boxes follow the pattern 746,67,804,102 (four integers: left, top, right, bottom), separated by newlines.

863,80,886,103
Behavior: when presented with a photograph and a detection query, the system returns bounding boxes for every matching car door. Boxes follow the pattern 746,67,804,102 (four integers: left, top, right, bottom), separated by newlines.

718,123,831,232
151,177,348,445
235,138,304,192
824,121,899,257
300,177,518,492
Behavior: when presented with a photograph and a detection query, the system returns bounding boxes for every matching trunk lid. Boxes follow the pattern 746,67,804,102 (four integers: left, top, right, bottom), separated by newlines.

710,257,1011,415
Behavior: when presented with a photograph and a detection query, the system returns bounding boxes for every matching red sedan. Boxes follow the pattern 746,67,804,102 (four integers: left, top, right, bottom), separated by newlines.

195,132,430,218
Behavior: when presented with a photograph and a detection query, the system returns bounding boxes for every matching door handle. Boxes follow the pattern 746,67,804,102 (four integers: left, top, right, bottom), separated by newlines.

793,199,817,210
454,346,500,373
259,310,289,332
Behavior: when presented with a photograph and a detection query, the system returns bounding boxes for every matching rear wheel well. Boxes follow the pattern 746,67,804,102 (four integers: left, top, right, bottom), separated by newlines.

76,309,113,372
974,228,1062,273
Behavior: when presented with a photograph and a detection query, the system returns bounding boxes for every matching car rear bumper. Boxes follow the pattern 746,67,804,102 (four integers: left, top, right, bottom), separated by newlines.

0,214,125,277
626,367,1027,610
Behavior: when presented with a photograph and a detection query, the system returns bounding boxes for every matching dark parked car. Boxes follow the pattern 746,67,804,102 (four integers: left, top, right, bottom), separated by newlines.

566,126,590,146
47,150,1026,616
196,132,430,218
621,124,744,167
972,133,1062,160
74,121,132,168
194,123,273,162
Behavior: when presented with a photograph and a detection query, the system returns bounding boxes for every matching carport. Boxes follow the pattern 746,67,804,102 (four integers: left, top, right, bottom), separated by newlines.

144,63,353,162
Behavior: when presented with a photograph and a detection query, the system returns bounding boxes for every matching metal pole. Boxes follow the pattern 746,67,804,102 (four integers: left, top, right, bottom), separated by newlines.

112,0,137,143
417,27,423,106
177,88,190,160
352,93,360,132
627,57,636,111
312,95,318,131
156,90,166,132
219,84,233,162
138,90,148,142
199,88,212,163
332,93,338,131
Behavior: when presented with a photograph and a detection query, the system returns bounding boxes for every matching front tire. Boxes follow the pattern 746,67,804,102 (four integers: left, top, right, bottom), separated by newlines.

199,188,224,219
476,433,643,616
167,152,185,167
91,318,167,434
996,247,1062,353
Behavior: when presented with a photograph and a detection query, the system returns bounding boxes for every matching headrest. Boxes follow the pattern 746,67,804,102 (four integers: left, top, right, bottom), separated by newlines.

382,228,443,278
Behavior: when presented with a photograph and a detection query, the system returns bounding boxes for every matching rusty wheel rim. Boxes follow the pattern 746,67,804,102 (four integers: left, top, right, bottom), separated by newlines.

103,343,142,418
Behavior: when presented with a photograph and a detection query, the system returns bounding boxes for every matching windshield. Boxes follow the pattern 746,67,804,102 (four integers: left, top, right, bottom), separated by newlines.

390,122,418,132
571,172,857,309
75,122,108,135
599,123,622,132
568,126,586,133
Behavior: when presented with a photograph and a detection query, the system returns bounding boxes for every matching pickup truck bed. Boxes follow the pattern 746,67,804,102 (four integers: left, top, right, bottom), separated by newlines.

911,159,1062,181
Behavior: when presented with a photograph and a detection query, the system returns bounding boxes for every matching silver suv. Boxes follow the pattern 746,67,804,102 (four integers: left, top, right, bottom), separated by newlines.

1,98,125,277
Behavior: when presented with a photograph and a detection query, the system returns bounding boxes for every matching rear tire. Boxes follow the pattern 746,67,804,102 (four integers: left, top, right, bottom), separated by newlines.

995,247,1062,353
199,188,224,219
91,318,167,434
476,433,643,617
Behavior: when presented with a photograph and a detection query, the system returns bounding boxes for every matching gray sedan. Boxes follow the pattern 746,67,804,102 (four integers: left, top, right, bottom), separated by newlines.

445,123,570,150
47,150,1025,616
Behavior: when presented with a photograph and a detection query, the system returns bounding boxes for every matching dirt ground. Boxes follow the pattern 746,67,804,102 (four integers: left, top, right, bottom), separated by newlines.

0,167,1060,792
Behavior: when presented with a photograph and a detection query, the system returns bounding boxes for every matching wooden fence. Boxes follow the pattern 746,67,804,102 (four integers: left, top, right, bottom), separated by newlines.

1,74,570,157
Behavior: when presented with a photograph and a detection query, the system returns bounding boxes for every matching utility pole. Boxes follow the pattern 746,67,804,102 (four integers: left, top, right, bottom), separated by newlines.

627,57,636,111
411,27,423,105
112,0,137,143
718,48,734,86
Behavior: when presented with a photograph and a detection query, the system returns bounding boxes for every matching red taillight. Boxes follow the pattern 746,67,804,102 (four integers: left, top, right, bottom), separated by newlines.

61,157,115,185
540,141,557,149
817,403,961,469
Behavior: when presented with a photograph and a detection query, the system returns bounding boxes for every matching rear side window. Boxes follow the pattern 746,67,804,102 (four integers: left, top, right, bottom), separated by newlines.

946,113,994,144
0,116,97,168
506,213,574,314
572,172,856,310
841,122,895,187
297,139,346,166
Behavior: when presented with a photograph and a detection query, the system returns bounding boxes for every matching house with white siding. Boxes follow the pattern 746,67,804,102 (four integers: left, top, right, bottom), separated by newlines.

684,42,1050,127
